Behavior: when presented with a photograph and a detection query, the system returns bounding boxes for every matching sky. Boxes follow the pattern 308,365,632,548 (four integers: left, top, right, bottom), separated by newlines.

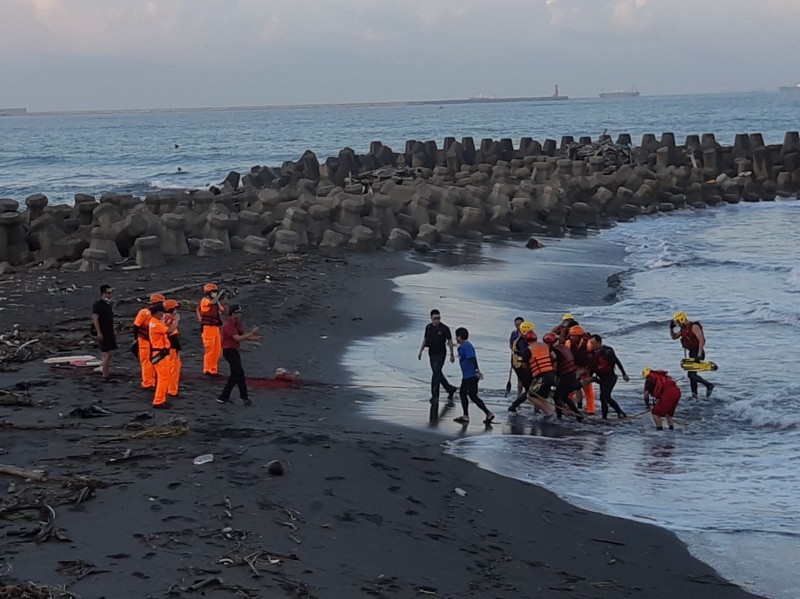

1,0,799,111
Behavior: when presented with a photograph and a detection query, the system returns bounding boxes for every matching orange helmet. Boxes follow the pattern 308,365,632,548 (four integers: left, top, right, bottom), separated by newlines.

203,283,218,294
543,332,557,345
163,299,180,311
569,325,585,336
150,293,165,303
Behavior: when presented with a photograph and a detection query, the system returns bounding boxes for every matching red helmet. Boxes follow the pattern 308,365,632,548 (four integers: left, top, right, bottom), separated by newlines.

569,325,585,336
524,331,538,342
543,332,557,345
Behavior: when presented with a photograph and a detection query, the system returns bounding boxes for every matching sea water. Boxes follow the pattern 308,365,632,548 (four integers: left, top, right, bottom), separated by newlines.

2,91,800,203
345,199,800,599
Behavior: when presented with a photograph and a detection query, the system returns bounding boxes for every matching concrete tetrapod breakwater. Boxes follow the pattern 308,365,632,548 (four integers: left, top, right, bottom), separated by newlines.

1,131,799,273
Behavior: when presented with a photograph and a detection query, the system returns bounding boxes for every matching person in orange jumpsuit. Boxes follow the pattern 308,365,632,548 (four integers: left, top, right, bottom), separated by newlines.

196,283,225,376
566,325,596,415
148,302,180,409
132,293,165,389
163,299,182,398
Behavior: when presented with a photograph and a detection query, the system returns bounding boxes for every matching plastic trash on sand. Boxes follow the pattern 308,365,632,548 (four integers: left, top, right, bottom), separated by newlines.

193,454,214,465
454,488,467,497
275,368,300,382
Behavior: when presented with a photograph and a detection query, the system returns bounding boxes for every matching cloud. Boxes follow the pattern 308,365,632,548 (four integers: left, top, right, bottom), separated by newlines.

545,0,651,33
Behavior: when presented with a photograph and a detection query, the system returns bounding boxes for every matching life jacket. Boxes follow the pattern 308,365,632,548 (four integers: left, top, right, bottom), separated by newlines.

511,336,530,370
552,344,578,376
528,341,555,377
197,299,222,327
567,333,592,367
594,347,615,375
165,313,181,351
649,370,679,398
680,321,703,353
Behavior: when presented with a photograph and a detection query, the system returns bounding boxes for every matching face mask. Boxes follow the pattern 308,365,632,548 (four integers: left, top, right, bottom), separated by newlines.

210,292,218,299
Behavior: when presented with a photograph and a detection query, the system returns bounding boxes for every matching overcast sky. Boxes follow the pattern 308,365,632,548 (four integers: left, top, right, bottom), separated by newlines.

1,0,798,111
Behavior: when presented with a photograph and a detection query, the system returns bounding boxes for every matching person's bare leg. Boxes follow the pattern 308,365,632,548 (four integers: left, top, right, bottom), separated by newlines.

102,351,112,378
653,414,663,429
666,416,675,430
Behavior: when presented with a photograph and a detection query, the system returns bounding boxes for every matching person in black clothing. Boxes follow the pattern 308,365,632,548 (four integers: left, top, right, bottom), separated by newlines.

217,305,262,406
417,309,457,406
589,335,629,419
91,283,117,382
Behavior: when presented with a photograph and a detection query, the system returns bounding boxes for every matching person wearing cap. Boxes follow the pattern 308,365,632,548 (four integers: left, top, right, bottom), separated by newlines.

163,299,182,398
567,324,596,415
197,283,226,376
148,302,180,409
133,293,165,389
552,313,579,344
218,304,262,406
642,367,681,430
92,284,117,382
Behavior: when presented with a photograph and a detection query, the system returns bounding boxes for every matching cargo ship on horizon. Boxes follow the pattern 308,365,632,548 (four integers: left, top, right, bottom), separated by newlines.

779,82,800,93
599,89,640,98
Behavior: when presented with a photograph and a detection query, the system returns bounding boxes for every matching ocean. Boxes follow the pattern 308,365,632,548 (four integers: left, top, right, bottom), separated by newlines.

3,92,800,597
1,91,800,204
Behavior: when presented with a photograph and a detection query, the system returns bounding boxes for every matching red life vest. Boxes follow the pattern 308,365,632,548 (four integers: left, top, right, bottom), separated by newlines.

680,321,703,353
649,370,679,398
595,347,615,375
552,345,578,376
197,301,222,327
568,334,592,367
528,342,555,377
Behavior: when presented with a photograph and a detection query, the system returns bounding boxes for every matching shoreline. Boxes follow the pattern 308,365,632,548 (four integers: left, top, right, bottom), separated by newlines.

0,248,761,598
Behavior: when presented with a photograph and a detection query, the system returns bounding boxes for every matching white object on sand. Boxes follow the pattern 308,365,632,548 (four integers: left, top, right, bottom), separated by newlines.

43,355,98,364
454,487,467,497
193,454,214,465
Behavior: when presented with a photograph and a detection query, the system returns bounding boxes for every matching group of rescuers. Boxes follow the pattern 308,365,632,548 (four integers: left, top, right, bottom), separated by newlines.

419,309,714,430
133,283,261,409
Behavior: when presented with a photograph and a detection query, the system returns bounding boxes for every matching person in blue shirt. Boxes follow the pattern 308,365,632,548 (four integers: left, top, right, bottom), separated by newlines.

453,327,495,425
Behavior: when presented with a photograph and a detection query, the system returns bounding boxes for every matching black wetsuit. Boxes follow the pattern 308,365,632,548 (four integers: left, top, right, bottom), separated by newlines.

593,346,627,419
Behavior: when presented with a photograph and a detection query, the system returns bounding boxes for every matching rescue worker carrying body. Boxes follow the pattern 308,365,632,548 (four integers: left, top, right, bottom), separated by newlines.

509,326,556,417
643,367,681,430
509,321,534,406
588,335,628,419
566,325,596,415
197,283,225,376
543,332,583,421
149,302,180,409
669,311,714,398
133,293,165,389
552,313,579,344
163,299,182,398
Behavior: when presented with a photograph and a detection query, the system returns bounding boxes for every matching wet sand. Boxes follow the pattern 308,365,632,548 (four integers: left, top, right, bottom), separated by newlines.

0,249,760,598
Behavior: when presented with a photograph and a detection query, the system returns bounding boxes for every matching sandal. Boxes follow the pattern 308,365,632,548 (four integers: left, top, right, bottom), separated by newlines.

453,416,470,424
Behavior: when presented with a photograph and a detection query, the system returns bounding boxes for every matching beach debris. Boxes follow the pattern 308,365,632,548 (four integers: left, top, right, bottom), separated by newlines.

418,586,438,595
0,464,47,482
56,559,109,580
68,405,112,419
98,417,188,443
193,454,214,466
0,503,68,543
0,581,81,599
274,368,300,381
454,487,467,497
267,460,285,476
591,537,626,546
526,238,545,249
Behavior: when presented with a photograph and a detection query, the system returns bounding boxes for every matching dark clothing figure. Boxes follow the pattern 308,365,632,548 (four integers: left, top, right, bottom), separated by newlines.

593,345,628,419
597,373,626,419
423,322,456,400
687,349,713,397
220,348,249,405
92,299,117,352
459,377,490,417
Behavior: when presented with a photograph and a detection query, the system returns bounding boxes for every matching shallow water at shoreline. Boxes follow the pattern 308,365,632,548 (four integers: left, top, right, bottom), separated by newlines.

344,200,800,599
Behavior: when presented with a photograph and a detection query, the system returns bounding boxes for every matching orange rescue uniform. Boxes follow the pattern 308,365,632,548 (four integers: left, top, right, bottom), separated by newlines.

567,335,596,414
164,313,181,397
198,298,224,375
133,307,155,388
148,317,172,407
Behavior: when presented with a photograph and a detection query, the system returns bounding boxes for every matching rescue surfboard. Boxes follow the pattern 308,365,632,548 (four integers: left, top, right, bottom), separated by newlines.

680,358,718,372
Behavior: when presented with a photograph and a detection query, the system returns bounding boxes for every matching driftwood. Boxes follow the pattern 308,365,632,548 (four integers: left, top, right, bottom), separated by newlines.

0,464,46,481
0,581,81,599
0,503,62,543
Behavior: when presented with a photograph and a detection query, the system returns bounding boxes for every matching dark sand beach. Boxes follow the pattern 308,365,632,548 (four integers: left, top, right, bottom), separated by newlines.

0,249,760,598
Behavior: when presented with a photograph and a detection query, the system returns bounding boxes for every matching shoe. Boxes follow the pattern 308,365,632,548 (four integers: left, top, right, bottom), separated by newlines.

204,372,222,378
153,402,172,410
617,412,627,419
447,388,456,402
483,413,495,425
216,397,233,404
691,393,698,399
429,396,439,404
446,399,455,407
242,398,253,406
507,405,518,413
706,383,715,398
453,416,469,424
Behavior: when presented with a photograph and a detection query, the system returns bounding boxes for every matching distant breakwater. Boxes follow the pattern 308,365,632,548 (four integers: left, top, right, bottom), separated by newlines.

1,130,799,273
